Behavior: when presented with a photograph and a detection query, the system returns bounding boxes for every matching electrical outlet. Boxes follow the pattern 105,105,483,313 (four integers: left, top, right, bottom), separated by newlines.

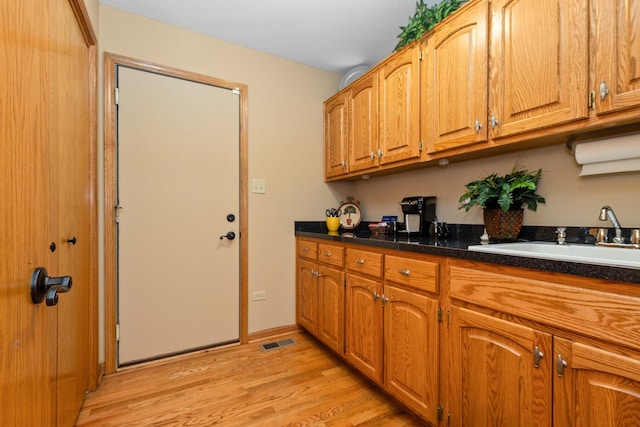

252,290,267,301
251,179,266,194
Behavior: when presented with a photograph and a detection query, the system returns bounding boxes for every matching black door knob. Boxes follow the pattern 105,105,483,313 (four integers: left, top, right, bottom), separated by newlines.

220,231,236,240
30,267,73,306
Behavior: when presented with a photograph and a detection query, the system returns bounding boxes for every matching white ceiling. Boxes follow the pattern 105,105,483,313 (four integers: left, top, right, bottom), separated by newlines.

99,0,435,76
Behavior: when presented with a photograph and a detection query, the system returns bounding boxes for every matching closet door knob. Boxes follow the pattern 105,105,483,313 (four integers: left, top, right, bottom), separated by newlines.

30,267,73,306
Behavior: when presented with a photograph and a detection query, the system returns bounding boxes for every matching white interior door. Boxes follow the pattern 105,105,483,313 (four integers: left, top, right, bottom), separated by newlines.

116,66,240,365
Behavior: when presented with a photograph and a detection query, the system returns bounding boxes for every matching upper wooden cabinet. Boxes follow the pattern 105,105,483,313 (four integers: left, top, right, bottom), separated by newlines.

488,0,589,139
323,91,349,178
423,0,489,153
348,72,379,172
324,0,640,180
378,45,422,165
592,0,640,116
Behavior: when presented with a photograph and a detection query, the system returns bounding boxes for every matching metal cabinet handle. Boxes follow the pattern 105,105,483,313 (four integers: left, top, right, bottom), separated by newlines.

534,346,544,368
31,267,73,306
490,115,499,129
66,237,77,245
556,354,568,377
378,149,383,158
355,259,365,265
341,160,346,168
373,291,380,302
475,119,483,133
302,247,310,252
399,269,411,276
599,80,610,101
370,152,376,160
323,252,332,257
381,295,389,307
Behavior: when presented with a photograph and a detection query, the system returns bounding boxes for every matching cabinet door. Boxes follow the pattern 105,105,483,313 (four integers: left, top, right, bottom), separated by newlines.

317,266,345,354
593,0,640,115
296,258,317,334
489,0,588,138
554,337,640,427
424,0,488,153
324,92,349,178
383,284,439,424
348,73,379,172
379,45,422,165
448,307,552,427
346,274,383,384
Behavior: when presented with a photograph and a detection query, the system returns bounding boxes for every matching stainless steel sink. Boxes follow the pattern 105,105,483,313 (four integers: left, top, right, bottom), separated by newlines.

468,241,640,269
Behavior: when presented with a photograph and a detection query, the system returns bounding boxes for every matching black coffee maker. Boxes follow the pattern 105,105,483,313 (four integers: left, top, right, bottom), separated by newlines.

399,196,437,236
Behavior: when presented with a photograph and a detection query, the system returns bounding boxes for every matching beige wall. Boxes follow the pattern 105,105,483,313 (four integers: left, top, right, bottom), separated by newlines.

351,143,640,229
97,4,640,364
97,5,353,361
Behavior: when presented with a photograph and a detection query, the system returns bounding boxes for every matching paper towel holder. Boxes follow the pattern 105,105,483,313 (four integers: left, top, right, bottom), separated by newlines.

566,122,640,153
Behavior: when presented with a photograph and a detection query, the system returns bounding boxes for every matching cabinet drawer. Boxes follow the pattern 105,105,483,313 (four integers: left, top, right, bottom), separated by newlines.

385,255,438,293
346,248,383,278
297,239,318,260
318,243,345,267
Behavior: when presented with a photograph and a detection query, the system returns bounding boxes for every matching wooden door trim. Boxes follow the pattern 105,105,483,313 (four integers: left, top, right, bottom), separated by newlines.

65,0,100,391
103,52,249,374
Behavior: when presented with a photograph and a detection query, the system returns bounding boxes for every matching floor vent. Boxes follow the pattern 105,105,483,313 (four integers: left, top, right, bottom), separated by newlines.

260,338,296,351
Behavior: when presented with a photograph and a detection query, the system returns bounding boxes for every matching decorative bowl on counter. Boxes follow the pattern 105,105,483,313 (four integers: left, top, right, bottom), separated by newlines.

368,223,388,235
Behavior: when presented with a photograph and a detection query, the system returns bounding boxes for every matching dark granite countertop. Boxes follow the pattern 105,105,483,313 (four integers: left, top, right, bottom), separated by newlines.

295,222,640,285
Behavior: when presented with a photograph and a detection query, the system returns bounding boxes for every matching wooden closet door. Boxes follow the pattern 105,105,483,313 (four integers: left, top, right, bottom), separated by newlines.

0,1,57,425
50,0,93,424
1,0,94,425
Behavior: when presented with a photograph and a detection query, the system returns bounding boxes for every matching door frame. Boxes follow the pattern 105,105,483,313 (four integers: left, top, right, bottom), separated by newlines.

103,53,249,374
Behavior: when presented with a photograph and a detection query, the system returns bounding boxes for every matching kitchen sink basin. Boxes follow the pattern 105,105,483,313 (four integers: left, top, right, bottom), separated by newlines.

468,241,640,269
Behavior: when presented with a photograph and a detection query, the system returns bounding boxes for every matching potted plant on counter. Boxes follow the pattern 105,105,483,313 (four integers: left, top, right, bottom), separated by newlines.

458,164,546,241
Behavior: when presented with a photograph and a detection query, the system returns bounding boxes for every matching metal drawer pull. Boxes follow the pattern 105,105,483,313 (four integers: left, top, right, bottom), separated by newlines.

323,252,332,257
373,291,380,302
355,259,365,265
534,346,544,368
556,354,568,377
399,269,411,276
302,247,310,252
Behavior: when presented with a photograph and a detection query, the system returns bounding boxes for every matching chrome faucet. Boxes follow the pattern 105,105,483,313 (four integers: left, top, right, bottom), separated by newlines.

599,205,624,243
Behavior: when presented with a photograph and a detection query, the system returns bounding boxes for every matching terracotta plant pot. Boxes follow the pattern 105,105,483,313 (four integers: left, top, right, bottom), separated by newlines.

483,208,524,242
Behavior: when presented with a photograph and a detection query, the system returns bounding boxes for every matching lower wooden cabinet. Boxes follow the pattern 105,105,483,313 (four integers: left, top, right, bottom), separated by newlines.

384,284,439,424
297,237,640,426
448,306,553,426
448,259,640,427
553,337,640,427
296,242,345,354
345,273,383,383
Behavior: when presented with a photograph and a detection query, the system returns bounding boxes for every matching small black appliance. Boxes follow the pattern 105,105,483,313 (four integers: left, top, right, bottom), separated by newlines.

399,196,437,236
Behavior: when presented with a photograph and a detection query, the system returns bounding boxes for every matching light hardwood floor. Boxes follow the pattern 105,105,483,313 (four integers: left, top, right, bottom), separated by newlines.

76,331,425,426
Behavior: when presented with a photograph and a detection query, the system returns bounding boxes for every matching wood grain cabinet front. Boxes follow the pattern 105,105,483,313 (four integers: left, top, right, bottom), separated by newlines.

488,0,589,139
447,259,640,427
323,92,349,179
592,0,640,116
423,0,489,153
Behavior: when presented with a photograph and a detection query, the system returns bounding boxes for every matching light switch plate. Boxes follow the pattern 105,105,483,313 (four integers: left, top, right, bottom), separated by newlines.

252,179,266,194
